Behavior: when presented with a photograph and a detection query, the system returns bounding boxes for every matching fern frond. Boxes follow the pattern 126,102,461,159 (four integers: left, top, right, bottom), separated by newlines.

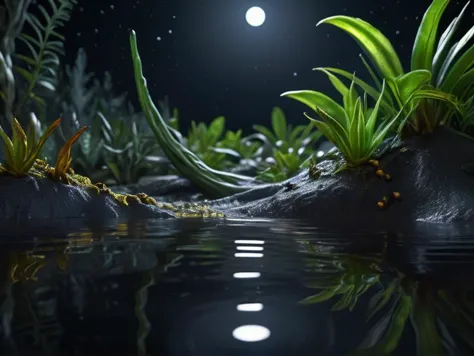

13,0,77,117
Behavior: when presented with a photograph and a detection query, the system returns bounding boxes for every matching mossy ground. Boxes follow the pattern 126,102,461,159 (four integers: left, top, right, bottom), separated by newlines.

2,159,225,219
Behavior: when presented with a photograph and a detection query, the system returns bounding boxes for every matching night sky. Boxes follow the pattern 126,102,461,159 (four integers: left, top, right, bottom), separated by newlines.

61,0,473,132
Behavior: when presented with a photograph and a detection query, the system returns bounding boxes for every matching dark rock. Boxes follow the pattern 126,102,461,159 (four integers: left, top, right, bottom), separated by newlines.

212,128,474,229
124,174,200,200
0,175,175,228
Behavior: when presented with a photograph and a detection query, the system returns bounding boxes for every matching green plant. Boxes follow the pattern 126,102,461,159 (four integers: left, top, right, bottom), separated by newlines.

315,0,471,134
0,117,60,177
216,129,263,160
254,106,322,152
100,112,167,185
13,0,77,119
283,77,410,167
129,30,256,198
299,244,474,355
253,107,323,181
185,116,241,170
258,150,309,182
0,0,32,127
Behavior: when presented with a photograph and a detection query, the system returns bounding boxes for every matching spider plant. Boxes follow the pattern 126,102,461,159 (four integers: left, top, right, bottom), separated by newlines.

0,117,60,177
282,76,413,167
316,0,472,135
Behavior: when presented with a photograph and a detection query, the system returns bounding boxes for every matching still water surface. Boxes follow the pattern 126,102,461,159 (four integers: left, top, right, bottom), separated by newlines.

0,218,474,355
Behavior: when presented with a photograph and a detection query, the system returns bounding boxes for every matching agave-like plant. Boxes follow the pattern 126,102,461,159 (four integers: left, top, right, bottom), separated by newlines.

282,77,413,167
129,30,257,198
315,0,472,135
0,117,61,177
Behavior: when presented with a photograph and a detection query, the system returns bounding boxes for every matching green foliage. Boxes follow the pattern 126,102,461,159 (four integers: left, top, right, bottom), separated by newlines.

185,116,240,170
283,78,407,167
0,117,60,176
99,112,166,185
316,0,472,134
130,30,255,198
254,106,321,152
254,107,323,182
300,243,474,355
216,129,262,160
258,150,307,182
13,0,77,119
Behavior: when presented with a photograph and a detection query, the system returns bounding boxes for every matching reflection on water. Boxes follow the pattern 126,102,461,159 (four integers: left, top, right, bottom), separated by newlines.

0,219,473,355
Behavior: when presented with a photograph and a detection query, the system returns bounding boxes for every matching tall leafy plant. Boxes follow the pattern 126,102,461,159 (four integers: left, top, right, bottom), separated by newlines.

13,0,77,119
283,77,409,167
316,0,471,134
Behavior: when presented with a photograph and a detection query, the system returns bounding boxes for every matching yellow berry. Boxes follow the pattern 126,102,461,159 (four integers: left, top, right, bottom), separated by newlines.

384,174,392,181
376,169,384,176
370,159,379,167
377,201,385,208
393,192,401,199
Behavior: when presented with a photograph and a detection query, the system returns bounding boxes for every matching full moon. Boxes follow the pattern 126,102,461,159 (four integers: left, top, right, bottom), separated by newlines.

245,7,266,27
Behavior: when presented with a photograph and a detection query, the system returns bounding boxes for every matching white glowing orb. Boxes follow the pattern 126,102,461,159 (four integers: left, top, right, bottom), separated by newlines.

232,325,271,342
245,7,266,27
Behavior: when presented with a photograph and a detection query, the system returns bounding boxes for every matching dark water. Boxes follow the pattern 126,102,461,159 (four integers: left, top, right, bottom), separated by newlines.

1,219,474,356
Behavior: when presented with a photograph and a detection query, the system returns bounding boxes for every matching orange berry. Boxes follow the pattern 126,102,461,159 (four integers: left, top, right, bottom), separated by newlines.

393,192,401,199
376,169,384,176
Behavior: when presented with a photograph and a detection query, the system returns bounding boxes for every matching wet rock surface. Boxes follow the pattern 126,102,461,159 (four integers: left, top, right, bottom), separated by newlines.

213,129,474,229
0,175,176,225
1,129,472,231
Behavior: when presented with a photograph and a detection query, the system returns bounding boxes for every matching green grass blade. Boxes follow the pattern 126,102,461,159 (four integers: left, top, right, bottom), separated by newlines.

348,97,363,156
314,67,349,97
432,1,471,82
365,80,387,137
281,90,346,124
320,67,395,114
439,28,474,90
305,110,352,162
359,54,383,90
411,0,449,72
271,107,288,141
317,16,404,80
452,67,474,98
